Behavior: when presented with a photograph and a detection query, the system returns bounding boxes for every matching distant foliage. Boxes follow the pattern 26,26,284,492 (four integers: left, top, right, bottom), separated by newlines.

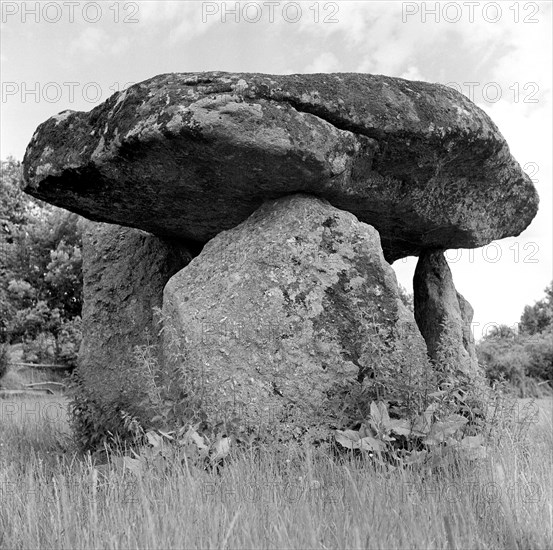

0,157,83,364
519,282,553,335
398,284,414,313
477,282,553,397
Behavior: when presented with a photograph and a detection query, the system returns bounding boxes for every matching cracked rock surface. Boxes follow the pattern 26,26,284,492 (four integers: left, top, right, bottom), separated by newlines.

23,72,538,262
163,194,430,438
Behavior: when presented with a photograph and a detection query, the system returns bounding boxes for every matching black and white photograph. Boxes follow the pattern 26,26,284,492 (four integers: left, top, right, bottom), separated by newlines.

1,1,552,548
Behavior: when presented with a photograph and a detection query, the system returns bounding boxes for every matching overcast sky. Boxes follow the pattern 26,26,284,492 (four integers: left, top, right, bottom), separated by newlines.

1,0,551,339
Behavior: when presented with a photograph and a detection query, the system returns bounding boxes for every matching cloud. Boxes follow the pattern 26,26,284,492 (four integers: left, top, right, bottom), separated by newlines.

71,28,107,56
137,1,218,43
400,66,426,81
304,52,340,73
109,36,131,56
69,28,132,59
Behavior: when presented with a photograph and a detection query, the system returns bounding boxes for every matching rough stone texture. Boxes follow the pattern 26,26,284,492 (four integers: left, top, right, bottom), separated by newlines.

457,291,479,370
23,72,538,263
79,221,194,419
413,250,479,374
163,194,430,439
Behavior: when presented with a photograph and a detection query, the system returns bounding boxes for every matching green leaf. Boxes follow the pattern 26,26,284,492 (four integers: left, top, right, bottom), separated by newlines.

358,423,371,438
210,436,231,463
412,414,431,436
378,402,391,427
388,418,412,436
358,436,386,452
424,415,468,444
188,429,209,451
335,430,386,452
370,402,381,424
335,430,361,449
460,434,483,447
424,403,439,423
146,431,163,448
158,430,175,440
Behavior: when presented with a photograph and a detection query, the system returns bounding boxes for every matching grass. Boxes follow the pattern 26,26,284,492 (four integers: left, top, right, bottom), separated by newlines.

1,394,552,549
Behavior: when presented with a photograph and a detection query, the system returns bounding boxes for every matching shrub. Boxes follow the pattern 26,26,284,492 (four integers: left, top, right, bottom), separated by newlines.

67,369,145,453
477,325,553,397
524,327,553,382
20,315,82,366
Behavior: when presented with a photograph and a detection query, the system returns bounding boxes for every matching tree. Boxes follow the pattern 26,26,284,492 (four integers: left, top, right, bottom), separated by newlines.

519,282,553,335
398,284,414,313
477,283,553,394
484,324,517,340
0,157,83,364
0,157,29,229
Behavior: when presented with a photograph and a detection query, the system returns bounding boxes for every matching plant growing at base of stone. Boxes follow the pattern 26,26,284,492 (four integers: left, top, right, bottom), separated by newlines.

68,337,163,453
138,309,211,431
334,320,493,469
343,322,436,423
335,399,487,469
68,370,129,452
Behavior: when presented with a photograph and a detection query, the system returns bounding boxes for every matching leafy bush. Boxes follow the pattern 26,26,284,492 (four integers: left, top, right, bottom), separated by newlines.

68,317,199,453
334,399,487,469
477,327,552,397
55,316,82,365
524,326,553,381
476,283,553,397
479,336,528,384
519,282,553,335
398,284,414,313
1,157,83,363
68,369,144,453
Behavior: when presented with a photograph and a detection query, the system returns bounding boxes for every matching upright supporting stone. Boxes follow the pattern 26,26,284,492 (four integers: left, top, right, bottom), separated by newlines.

457,291,479,369
413,250,479,375
78,221,194,428
163,195,431,442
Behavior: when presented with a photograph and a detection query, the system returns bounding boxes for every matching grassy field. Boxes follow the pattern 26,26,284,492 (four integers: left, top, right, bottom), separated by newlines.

0,394,552,550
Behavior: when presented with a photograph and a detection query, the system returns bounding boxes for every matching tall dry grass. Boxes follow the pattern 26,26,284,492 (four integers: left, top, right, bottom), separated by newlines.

1,394,552,549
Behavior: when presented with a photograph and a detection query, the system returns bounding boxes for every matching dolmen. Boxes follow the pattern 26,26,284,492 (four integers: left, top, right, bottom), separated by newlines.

22,72,539,443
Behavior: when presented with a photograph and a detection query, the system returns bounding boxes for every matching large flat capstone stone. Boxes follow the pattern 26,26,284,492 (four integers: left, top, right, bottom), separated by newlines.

23,72,538,262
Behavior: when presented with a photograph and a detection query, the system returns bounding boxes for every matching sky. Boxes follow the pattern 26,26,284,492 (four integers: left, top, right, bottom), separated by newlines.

1,0,551,340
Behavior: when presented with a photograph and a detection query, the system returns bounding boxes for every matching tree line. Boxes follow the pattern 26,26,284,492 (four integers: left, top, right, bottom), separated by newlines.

1,157,82,375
